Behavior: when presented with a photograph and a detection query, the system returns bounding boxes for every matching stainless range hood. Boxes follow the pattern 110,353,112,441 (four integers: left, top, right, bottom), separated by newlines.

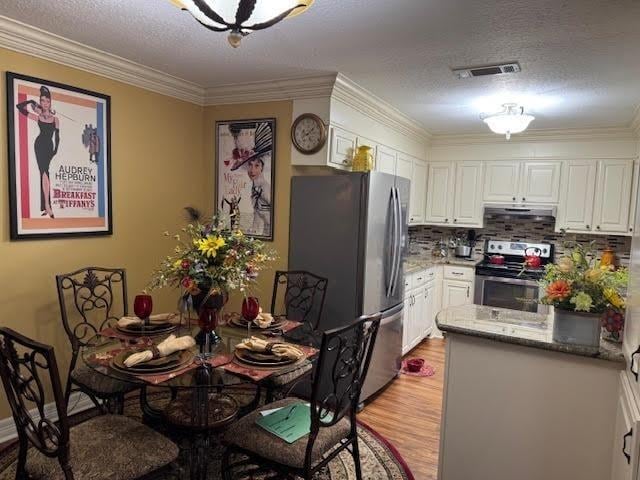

484,204,557,219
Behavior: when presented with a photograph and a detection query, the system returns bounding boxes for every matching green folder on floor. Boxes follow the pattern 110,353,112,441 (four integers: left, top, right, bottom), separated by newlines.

255,402,311,444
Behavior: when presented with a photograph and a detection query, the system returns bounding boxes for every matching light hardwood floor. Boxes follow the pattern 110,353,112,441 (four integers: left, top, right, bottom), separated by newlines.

358,338,446,480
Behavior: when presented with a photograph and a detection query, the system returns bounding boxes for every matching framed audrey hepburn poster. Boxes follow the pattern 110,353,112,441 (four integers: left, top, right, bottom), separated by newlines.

215,118,275,241
6,72,112,240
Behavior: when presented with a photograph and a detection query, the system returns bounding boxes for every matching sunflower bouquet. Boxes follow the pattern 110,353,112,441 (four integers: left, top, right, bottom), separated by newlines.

148,214,275,297
539,242,628,314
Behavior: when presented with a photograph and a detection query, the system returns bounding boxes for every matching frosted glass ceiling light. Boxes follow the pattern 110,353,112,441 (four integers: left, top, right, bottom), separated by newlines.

481,103,535,140
173,0,314,48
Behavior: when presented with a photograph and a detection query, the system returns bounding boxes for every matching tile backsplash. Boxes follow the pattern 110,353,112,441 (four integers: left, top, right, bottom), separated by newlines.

409,217,632,265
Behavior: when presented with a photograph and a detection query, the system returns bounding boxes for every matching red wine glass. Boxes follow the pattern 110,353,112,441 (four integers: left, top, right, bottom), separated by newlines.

242,297,260,339
134,294,153,326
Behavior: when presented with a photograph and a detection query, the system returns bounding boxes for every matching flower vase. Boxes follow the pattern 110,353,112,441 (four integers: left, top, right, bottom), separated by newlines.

192,288,228,357
552,308,601,347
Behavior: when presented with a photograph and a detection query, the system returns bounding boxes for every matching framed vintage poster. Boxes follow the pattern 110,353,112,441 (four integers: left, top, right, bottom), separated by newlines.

215,118,275,240
6,72,112,240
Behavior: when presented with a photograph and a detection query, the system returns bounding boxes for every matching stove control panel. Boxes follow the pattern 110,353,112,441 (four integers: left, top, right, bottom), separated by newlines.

486,241,552,258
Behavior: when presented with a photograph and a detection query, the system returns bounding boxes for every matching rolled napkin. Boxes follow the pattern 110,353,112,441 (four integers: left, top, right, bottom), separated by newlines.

124,334,196,368
117,313,176,328
236,336,303,361
253,309,274,329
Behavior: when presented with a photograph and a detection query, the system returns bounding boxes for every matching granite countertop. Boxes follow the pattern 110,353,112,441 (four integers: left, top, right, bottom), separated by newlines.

436,304,624,364
404,253,483,273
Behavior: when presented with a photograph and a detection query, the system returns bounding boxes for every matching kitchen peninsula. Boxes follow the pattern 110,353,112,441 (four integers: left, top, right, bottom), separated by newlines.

436,304,623,480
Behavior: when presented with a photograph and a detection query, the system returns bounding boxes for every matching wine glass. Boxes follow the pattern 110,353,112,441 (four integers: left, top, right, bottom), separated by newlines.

242,297,260,340
134,294,153,327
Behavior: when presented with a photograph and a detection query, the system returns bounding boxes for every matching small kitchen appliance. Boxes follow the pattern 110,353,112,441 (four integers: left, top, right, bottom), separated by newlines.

475,240,554,314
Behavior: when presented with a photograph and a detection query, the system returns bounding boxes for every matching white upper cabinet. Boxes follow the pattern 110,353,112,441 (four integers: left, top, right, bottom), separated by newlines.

410,159,427,224
520,161,562,203
376,144,397,175
329,126,357,169
395,153,413,180
453,162,484,227
628,162,640,235
592,159,633,234
425,162,455,225
483,161,561,204
483,161,521,202
557,160,597,233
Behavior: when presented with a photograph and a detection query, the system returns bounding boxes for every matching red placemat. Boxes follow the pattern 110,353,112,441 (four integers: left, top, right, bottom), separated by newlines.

223,343,318,382
87,348,232,385
223,314,302,334
133,354,232,385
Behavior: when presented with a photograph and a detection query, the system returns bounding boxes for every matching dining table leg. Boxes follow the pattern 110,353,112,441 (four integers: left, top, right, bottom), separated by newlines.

139,385,164,422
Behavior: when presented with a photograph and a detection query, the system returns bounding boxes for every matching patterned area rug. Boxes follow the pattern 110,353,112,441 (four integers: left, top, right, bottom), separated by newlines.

0,392,414,480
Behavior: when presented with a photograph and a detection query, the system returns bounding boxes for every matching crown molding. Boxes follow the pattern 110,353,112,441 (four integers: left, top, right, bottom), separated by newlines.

203,74,337,105
332,73,431,142
0,15,205,104
204,72,432,144
431,127,638,146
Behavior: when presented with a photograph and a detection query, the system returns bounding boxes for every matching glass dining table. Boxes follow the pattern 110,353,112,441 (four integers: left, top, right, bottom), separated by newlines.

80,319,316,480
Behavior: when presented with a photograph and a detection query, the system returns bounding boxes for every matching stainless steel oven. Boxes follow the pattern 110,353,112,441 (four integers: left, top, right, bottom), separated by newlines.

474,274,549,314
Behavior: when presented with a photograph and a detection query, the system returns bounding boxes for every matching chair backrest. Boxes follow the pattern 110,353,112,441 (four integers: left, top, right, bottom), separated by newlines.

270,270,328,332
0,328,70,457
56,267,128,355
308,313,381,437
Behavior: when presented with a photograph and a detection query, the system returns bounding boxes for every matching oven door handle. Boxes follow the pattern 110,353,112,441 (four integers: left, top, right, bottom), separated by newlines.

474,274,540,287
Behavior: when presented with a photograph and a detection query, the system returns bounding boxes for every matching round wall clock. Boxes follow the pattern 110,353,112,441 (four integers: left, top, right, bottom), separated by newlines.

291,113,327,155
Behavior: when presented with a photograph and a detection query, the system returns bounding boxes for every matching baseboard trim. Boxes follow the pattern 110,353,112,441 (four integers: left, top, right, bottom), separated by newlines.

0,392,97,444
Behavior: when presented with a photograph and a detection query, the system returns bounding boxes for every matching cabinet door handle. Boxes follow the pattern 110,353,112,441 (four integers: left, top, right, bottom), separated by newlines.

444,218,449,223
466,286,470,298
451,272,464,276
630,345,640,381
586,225,590,229
623,428,633,464
512,196,516,201
596,225,601,230
522,197,526,202
453,218,457,223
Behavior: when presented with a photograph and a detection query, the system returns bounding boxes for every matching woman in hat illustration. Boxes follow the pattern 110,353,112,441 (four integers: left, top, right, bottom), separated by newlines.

16,85,60,218
229,122,272,236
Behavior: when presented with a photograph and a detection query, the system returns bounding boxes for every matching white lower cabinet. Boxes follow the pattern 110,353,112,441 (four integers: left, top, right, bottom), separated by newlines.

442,279,472,308
423,282,435,337
612,372,640,480
402,268,439,355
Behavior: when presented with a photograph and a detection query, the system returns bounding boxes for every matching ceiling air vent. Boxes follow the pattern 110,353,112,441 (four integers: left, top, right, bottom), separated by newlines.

452,62,521,79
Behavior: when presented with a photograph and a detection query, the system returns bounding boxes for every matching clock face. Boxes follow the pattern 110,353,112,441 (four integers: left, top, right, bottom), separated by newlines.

292,114,326,154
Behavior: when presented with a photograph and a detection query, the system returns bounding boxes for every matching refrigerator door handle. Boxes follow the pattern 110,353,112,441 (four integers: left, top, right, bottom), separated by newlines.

386,187,398,297
390,187,402,295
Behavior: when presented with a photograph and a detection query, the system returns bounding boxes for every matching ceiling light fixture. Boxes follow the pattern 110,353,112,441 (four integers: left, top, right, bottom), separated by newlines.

172,0,314,48
481,103,535,140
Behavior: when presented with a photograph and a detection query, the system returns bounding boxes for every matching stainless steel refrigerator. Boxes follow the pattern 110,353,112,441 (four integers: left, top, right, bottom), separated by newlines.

289,171,409,402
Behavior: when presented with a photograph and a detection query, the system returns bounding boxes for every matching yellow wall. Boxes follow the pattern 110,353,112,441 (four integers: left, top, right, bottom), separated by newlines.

203,101,293,311
0,48,207,417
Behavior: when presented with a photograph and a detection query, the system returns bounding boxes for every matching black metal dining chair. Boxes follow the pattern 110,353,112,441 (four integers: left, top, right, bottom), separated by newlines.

0,327,179,480
221,313,382,480
265,270,328,403
270,270,328,342
56,267,140,413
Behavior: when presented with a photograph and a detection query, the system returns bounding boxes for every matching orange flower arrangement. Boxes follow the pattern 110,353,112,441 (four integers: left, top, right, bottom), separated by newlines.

545,280,571,301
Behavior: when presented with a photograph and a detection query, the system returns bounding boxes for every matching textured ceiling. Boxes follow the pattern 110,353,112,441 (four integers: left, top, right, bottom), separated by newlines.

2,0,640,134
